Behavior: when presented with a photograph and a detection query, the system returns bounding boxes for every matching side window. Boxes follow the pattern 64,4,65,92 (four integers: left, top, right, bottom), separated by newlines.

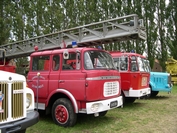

113,57,120,70
53,55,60,71
131,56,138,71
62,52,79,70
120,56,128,71
32,56,50,71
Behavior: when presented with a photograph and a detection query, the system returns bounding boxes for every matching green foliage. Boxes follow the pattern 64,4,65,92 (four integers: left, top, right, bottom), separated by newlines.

0,0,176,69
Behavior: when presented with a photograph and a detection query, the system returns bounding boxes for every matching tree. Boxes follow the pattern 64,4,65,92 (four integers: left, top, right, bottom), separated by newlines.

166,0,177,60
0,0,12,45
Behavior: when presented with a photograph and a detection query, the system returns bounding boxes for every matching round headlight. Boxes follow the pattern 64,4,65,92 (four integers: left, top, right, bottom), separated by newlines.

91,103,99,112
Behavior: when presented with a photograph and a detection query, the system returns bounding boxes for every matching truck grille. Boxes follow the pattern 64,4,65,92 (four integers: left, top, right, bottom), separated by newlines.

0,81,24,123
104,81,119,97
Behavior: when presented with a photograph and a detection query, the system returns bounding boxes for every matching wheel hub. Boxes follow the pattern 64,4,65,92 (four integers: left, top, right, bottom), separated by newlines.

55,105,69,124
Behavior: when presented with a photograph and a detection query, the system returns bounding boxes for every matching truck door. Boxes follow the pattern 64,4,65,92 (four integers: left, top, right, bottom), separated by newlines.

59,51,86,100
27,55,50,99
49,55,60,93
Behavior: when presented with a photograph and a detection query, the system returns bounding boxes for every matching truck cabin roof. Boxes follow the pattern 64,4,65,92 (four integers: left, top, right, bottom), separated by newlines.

30,47,107,56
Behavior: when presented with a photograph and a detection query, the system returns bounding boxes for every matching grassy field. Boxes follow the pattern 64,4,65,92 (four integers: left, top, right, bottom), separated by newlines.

27,86,177,133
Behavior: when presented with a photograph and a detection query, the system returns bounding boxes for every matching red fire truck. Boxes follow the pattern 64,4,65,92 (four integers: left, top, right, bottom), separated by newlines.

0,14,146,127
110,51,151,103
27,47,123,127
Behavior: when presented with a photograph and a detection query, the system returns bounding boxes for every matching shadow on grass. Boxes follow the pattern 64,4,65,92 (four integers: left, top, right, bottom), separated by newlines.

122,101,148,109
37,110,53,123
148,95,170,100
37,110,118,128
76,113,120,128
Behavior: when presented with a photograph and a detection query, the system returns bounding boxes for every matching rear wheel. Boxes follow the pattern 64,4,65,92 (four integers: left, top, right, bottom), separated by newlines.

52,98,77,127
151,91,159,97
125,97,136,103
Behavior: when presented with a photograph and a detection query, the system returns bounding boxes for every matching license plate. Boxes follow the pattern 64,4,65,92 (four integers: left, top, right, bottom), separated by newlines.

110,100,118,108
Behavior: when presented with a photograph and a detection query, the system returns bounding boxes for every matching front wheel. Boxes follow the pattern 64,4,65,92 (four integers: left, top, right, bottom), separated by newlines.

121,91,136,104
99,111,107,116
52,98,77,127
15,129,26,133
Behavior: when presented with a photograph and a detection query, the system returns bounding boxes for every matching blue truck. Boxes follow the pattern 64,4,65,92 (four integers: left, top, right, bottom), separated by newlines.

149,72,172,97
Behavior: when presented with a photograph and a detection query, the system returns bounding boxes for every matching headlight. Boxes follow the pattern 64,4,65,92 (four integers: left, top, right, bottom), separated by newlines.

26,94,32,108
91,103,99,112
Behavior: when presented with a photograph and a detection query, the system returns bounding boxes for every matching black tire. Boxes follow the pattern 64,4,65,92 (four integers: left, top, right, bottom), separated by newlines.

150,91,159,97
121,91,125,105
52,98,77,127
15,129,26,133
121,91,136,104
99,111,107,116
125,97,136,103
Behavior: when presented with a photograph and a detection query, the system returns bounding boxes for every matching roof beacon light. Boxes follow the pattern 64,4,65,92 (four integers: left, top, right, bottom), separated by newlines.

72,41,77,48
131,50,135,53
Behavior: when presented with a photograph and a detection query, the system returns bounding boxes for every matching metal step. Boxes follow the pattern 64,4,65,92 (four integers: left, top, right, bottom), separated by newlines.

0,14,146,59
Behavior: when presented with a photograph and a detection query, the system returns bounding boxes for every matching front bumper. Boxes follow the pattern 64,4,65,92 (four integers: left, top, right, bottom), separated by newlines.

0,111,39,133
124,87,151,97
85,96,123,114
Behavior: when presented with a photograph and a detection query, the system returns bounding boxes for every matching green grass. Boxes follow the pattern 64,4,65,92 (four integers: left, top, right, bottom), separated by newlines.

27,86,177,133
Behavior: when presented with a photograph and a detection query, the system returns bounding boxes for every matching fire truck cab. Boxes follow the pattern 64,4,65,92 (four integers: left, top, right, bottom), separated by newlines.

27,47,123,127
110,51,151,103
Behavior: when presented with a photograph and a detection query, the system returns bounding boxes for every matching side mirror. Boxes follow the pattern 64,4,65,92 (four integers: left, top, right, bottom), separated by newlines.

76,50,80,60
76,52,81,69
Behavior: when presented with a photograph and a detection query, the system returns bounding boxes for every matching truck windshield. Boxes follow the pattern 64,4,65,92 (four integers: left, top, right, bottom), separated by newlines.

84,51,115,70
137,57,149,72
144,59,151,72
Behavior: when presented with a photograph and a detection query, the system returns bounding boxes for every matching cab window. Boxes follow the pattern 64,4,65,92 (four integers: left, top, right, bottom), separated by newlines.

113,56,128,71
53,55,60,71
32,56,50,71
119,56,128,71
62,52,80,70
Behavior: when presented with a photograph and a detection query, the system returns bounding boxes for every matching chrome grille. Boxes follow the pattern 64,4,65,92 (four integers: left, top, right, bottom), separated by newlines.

0,82,8,122
0,81,24,123
104,81,119,97
12,82,24,118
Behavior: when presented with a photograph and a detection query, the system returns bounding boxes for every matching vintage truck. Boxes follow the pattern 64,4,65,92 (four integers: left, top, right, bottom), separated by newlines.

0,49,39,133
26,46,123,127
166,57,177,84
110,51,151,103
111,51,172,99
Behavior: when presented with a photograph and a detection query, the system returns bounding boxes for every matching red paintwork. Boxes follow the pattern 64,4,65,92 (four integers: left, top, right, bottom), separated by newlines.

110,52,150,92
27,48,121,111
0,60,16,73
0,65,16,73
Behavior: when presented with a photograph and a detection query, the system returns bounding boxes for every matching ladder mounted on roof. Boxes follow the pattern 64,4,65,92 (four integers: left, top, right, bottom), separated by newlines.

0,14,146,59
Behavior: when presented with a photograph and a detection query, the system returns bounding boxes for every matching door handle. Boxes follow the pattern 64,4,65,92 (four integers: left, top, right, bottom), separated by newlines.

27,80,33,82
59,80,65,83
